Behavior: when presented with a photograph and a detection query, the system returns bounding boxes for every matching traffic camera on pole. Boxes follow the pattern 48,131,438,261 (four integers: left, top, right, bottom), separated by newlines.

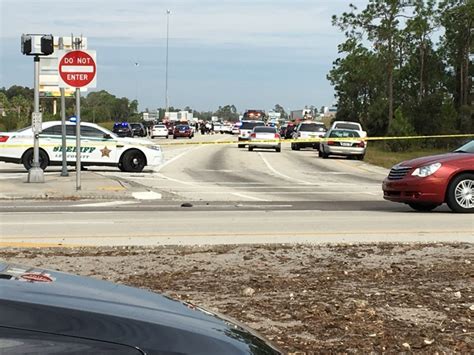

21,34,54,56
21,34,54,183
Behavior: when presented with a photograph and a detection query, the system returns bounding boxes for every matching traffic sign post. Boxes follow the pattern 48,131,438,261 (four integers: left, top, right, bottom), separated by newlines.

58,47,97,190
58,50,96,89
27,55,45,183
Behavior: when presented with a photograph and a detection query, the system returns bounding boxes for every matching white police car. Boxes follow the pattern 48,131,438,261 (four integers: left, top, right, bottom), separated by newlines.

0,121,163,172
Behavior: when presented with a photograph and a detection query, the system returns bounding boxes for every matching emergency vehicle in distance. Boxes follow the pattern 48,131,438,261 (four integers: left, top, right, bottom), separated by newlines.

242,109,266,122
0,121,163,172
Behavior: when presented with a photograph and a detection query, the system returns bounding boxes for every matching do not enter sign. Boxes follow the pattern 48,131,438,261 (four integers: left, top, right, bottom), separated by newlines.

58,50,97,88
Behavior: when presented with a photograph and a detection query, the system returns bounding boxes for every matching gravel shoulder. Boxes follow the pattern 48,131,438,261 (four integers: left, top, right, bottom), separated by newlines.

1,243,473,353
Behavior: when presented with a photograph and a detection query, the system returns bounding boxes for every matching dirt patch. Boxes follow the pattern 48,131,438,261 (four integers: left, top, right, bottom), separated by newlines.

1,243,473,353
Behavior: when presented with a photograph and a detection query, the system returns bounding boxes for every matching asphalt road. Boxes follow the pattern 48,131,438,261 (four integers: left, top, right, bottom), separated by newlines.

0,133,472,246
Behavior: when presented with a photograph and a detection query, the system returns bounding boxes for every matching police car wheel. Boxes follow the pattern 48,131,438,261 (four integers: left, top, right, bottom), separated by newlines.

121,150,146,172
22,149,49,171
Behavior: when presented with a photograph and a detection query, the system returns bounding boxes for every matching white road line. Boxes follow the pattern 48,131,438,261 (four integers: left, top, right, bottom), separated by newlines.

132,191,162,200
152,145,204,173
157,190,380,195
2,220,115,225
72,201,138,208
231,192,269,201
258,152,312,185
154,173,197,186
153,136,229,173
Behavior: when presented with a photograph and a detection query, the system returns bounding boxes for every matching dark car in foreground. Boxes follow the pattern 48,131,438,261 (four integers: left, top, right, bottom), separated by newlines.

0,262,282,354
173,124,194,139
382,140,474,213
130,122,147,137
113,122,134,137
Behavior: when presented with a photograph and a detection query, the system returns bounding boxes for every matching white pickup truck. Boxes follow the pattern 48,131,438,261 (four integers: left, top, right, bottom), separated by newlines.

329,121,367,137
213,122,233,134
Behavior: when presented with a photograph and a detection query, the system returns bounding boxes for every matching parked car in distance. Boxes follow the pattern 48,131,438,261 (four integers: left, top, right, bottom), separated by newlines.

319,129,366,160
238,121,265,148
329,121,367,137
151,124,169,139
0,261,282,354
173,124,194,139
113,122,134,137
130,122,147,137
232,122,242,135
382,140,474,213
248,126,281,152
221,122,233,134
167,123,175,136
280,123,297,139
291,121,327,150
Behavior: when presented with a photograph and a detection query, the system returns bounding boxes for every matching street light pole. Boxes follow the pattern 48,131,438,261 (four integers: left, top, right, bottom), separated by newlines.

165,9,171,117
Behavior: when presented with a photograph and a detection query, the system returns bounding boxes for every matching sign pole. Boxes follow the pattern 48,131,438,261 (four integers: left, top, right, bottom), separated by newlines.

74,37,81,191
59,37,68,177
75,87,81,190
57,42,96,193
27,55,44,183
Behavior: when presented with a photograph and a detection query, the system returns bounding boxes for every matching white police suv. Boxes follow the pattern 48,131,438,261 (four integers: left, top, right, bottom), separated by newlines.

0,121,163,172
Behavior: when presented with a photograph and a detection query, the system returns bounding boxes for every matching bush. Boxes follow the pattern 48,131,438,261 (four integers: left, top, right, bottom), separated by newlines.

386,108,417,152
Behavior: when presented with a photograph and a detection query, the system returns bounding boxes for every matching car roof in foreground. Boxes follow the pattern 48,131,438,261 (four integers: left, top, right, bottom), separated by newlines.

0,262,280,354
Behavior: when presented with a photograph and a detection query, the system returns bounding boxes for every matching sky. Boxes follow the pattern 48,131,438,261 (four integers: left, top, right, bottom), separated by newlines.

0,0,368,113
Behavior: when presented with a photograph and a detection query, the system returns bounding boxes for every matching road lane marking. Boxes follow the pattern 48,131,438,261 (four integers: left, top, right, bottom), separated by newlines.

231,192,269,201
3,220,115,225
153,136,229,173
258,152,312,185
0,242,78,248
2,229,472,240
73,201,138,207
332,159,385,175
154,173,197,186
132,191,162,200
152,145,205,173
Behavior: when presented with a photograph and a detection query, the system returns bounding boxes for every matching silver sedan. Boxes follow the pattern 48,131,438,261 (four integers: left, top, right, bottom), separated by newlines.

248,126,281,152
319,129,366,160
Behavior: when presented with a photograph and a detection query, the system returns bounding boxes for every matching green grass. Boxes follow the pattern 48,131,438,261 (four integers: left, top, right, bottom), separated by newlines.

98,121,115,131
365,143,452,169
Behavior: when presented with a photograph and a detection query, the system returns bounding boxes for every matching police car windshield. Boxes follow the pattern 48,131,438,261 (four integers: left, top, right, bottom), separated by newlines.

240,122,265,130
299,123,326,132
329,129,361,138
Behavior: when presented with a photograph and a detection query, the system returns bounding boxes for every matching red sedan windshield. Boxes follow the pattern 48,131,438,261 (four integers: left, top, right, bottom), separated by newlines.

454,140,474,153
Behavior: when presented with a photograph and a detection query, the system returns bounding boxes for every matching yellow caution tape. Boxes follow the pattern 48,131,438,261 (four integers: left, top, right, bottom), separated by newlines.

1,133,473,149
157,133,474,146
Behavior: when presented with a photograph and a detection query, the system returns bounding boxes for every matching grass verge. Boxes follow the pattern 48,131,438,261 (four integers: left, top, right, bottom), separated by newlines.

364,141,457,169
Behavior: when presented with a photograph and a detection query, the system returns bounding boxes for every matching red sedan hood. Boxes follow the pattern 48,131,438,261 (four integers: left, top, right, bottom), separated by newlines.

398,152,471,168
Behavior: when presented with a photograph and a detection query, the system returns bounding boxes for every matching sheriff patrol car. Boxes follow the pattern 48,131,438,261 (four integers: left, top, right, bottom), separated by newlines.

0,121,163,172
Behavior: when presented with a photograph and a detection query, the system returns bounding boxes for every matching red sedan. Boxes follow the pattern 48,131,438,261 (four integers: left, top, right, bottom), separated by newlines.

173,125,194,139
383,140,474,213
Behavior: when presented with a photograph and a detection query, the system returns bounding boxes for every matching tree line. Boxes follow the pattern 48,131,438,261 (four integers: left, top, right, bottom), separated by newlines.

0,87,141,131
329,0,473,141
0,85,292,131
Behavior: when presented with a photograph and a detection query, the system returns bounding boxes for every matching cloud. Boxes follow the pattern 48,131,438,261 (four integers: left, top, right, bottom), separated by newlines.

1,0,355,49
0,0,367,111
